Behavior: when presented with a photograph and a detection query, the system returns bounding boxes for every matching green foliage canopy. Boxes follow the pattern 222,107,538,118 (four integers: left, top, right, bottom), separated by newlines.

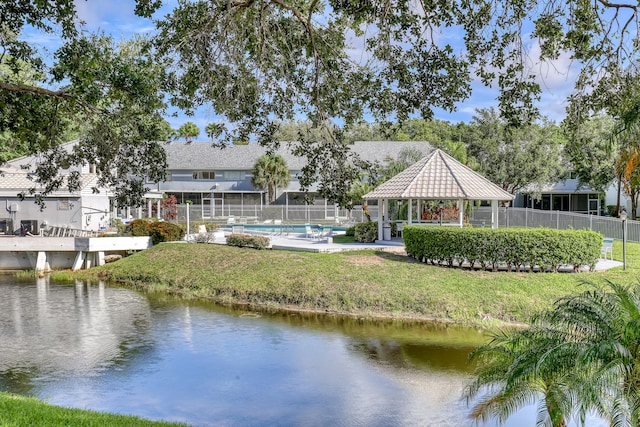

563,114,617,192
6,0,640,206
467,108,567,196
1,2,168,207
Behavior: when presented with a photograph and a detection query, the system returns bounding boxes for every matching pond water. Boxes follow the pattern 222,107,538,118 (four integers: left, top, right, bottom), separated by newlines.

0,274,602,427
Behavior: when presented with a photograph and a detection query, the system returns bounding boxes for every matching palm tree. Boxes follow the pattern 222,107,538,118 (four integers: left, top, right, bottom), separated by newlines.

205,123,222,142
467,328,576,427
177,122,200,142
616,146,640,219
251,154,290,204
467,281,640,427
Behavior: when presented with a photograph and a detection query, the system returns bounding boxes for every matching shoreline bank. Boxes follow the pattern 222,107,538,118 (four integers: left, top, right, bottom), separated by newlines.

55,242,639,328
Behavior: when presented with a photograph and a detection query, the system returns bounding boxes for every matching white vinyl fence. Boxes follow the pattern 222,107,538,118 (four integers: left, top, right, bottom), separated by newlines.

171,204,376,225
165,204,637,242
472,207,640,243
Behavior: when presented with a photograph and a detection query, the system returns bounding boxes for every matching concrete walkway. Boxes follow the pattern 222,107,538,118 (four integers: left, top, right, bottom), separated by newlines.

206,231,623,272
593,258,624,272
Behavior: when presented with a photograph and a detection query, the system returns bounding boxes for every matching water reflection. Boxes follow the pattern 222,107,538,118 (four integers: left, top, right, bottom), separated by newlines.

0,275,154,394
0,275,547,427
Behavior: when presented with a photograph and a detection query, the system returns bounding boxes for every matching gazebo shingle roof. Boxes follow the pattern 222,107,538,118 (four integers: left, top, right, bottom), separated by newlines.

363,149,514,201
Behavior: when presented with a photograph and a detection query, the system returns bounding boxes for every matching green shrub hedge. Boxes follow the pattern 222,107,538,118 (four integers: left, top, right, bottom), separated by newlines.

403,226,602,272
128,219,185,245
149,222,185,245
226,233,270,249
354,221,378,243
129,219,150,236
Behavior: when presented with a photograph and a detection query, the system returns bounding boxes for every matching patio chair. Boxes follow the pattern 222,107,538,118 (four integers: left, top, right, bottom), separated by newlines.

227,216,236,225
601,237,614,260
320,226,333,241
305,223,319,239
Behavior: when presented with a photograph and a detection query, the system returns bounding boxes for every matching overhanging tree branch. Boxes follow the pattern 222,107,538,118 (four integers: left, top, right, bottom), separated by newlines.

0,81,73,99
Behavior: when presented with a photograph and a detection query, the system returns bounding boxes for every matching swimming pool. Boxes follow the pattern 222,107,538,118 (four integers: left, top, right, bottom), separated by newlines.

226,224,345,234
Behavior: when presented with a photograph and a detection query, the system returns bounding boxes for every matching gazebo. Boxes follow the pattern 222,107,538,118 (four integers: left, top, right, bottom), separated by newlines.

362,149,515,241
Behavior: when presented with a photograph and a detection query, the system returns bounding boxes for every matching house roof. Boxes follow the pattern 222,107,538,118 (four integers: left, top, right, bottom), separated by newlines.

0,172,99,197
523,179,599,195
1,140,80,172
363,149,514,201
162,140,433,170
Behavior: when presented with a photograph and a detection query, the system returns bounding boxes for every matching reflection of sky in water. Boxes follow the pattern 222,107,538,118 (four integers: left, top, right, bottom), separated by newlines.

0,277,152,383
0,276,608,427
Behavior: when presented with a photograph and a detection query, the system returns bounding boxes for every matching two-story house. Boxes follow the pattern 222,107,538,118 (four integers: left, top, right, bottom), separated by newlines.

155,140,433,220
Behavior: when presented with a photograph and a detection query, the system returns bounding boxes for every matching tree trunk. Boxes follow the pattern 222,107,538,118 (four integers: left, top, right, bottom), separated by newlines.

268,184,274,204
616,175,622,217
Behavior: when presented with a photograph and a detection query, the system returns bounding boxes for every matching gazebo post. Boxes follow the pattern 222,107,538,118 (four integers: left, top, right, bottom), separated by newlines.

408,198,413,224
383,198,390,239
458,199,464,227
377,198,383,241
491,200,499,229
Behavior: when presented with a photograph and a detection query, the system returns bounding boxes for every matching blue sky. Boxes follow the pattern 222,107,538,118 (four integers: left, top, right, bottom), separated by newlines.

28,0,580,138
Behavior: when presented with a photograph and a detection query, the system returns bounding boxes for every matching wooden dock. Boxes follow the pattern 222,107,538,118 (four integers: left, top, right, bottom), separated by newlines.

0,236,152,271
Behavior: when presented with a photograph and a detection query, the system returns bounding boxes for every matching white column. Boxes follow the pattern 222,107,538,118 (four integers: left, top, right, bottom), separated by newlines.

384,198,389,223
408,198,413,224
72,251,85,271
36,251,47,271
156,200,161,219
458,198,464,227
147,199,152,218
377,198,383,241
491,200,499,229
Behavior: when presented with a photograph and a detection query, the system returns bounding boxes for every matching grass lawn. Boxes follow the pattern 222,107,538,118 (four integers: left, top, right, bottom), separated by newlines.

0,392,186,426
60,239,640,328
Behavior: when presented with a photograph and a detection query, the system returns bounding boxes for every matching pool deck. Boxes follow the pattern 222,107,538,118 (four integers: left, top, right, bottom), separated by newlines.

205,231,623,272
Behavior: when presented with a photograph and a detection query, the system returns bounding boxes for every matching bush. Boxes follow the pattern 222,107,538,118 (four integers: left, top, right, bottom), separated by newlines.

354,221,378,243
345,226,355,237
226,233,270,249
129,219,151,236
404,226,602,272
148,222,185,244
192,222,219,232
126,219,185,244
192,232,216,243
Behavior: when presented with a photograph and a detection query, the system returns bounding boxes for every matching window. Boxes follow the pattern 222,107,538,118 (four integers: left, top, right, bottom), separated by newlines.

564,171,579,180
58,199,71,210
224,171,243,180
192,171,216,180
